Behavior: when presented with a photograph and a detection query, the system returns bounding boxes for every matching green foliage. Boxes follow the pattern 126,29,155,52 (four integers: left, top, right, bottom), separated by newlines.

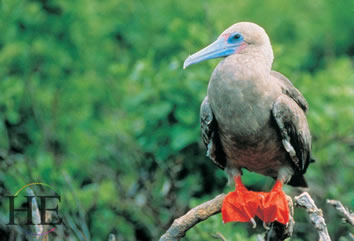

0,0,353,240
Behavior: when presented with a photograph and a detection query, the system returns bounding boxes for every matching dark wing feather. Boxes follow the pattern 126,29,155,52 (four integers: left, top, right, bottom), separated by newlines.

200,96,226,170
271,70,309,112
272,95,312,174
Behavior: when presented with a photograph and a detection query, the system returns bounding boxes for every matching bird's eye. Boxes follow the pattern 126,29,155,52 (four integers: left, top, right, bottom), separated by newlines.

233,34,241,40
227,33,243,44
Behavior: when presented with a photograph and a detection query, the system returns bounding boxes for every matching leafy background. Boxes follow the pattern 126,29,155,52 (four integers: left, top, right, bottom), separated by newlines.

0,0,353,240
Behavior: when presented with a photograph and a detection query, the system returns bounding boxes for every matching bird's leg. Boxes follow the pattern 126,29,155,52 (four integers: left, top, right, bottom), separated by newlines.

222,168,264,227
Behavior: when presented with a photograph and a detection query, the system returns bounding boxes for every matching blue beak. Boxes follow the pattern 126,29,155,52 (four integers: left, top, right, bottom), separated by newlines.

183,36,241,69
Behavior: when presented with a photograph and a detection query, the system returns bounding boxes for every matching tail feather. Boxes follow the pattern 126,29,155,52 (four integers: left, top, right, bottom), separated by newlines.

288,175,308,187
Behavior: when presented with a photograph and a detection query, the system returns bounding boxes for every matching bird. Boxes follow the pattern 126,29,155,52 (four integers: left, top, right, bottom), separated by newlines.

183,22,313,227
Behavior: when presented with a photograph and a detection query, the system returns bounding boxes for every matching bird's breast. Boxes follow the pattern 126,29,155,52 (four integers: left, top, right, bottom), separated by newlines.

207,59,281,140
207,59,285,175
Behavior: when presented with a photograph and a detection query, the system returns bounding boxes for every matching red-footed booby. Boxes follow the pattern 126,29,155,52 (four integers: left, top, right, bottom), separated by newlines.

184,22,314,226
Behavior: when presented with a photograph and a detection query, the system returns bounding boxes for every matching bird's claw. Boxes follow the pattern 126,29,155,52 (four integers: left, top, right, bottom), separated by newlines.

263,221,270,230
250,218,257,229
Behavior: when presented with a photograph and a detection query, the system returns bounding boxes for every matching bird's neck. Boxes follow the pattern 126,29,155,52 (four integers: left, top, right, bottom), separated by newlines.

217,52,272,81
236,44,274,72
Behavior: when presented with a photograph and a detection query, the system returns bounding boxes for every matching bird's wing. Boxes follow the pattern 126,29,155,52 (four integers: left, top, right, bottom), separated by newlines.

200,96,226,169
272,95,312,173
271,70,309,112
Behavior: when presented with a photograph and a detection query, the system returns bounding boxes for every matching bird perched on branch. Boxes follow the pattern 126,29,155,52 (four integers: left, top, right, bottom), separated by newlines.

184,22,314,227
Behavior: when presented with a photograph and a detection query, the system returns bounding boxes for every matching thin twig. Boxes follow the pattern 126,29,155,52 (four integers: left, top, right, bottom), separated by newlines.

327,199,354,226
211,232,228,241
159,194,225,241
295,192,331,241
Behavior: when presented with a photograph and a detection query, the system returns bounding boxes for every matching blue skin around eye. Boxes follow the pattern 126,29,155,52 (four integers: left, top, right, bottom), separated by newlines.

227,33,243,44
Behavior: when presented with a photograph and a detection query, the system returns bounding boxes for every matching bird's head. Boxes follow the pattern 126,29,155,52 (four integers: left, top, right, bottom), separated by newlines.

183,22,274,69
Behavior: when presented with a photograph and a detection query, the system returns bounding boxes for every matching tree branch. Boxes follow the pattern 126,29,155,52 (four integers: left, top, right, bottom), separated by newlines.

294,192,331,241
159,194,225,241
160,191,333,241
327,199,354,226
159,193,295,241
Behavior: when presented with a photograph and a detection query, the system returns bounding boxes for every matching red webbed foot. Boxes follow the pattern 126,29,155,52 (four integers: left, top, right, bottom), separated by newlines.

258,180,290,224
222,176,265,224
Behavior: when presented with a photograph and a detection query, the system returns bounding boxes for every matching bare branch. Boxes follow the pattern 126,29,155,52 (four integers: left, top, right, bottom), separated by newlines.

159,194,225,241
295,192,331,241
160,193,296,241
327,199,354,226
160,191,335,241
